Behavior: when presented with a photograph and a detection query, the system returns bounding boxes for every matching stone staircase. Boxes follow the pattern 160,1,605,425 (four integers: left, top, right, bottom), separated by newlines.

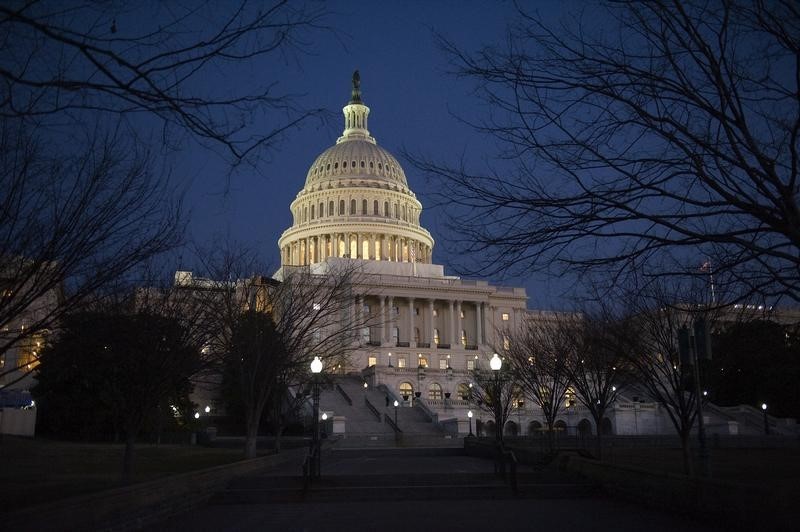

318,376,451,445
210,447,599,505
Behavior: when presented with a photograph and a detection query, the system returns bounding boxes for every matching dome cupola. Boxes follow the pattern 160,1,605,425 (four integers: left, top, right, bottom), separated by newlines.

278,72,434,267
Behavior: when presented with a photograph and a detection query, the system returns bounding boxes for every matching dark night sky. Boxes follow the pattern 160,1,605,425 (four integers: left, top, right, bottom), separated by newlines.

177,0,573,309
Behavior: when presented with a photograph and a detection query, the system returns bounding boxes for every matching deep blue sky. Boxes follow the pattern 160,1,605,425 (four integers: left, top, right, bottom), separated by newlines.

179,0,572,309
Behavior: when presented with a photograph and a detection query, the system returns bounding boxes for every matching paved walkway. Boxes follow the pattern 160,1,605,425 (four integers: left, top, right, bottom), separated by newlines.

145,448,718,531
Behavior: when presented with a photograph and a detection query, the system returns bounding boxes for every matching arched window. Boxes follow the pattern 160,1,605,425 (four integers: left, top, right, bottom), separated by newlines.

370,161,374,169
399,382,413,399
329,201,334,216
350,199,356,214
428,383,443,400
384,201,389,216
457,383,471,400
352,160,356,168
433,328,440,345
402,205,407,221
303,206,307,222
310,204,315,220
394,203,399,219
334,162,338,169
343,160,347,168
373,200,379,215
362,199,367,214
361,160,365,168
319,202,324,217
339,200,345,215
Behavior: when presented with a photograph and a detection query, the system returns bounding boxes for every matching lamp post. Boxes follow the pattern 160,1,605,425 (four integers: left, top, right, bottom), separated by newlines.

394,400,399,426
761,403,769,435
468,410,474,436
490,353,503,445
310,355,323,478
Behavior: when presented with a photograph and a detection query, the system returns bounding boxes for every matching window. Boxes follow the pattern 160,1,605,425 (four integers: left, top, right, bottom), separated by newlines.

319,202,324,217
352,160,356,168
374,200,379,215
334,162,338,169
428,383,443,400
370,161,374,169
398,357,407,368
439,359,448,370
433,328,440,345
361,327,370,344
467,359,475,370
361,160,365,168
399,382,413,397
329,201,334,216
501,313,510,321
343,160,347,168
384,201,389,216
433,309,438,317
457,383,471,400
303,206,307,222
339,200,345,215
461,330,467,346
350,199,356,214
418,355,428,368
362,199,367,214
391,327,399,344
368,356,377,367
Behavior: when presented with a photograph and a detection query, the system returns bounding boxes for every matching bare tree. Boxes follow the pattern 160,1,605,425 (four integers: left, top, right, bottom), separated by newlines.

0,0,328,161
0,125,181,387
1,0,328,386
504,313,572,449
560,312,626,459
619,279,718,475
414,1,800,302
193,250,372,459
469,354,518,444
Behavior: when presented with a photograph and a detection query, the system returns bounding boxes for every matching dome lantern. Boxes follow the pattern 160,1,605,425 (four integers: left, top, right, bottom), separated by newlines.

339,69,374,144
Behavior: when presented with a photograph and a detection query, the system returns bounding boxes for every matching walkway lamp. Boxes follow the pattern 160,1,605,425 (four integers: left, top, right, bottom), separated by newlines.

310,356,323,478
761,403,769,435
490,353,503,444
468,410,474,436
394,400,399,426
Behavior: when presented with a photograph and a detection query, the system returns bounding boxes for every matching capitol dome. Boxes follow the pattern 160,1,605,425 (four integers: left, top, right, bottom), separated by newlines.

278,73,434,267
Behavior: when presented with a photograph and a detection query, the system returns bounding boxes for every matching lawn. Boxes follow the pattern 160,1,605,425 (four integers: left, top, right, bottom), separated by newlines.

0,436,248,511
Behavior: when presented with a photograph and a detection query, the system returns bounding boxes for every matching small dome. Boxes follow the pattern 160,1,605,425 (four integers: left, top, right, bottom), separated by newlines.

304,140,408,189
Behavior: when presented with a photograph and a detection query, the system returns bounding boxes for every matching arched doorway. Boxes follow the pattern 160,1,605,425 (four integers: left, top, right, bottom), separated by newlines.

554,420,567,433
578,418,593,437
483,420,496,437
428,382,443,400
504,420,518,437
399,382,413,402
528,420,542,437
600,417,614,435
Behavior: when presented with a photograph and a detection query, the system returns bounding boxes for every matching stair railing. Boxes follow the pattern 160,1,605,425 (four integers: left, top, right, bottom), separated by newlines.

364,396,382,421
335,383,353,406
384,412,402,434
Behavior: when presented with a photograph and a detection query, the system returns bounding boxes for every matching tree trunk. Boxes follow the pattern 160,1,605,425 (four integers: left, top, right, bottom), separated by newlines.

680,431,693,476
244,416,260,459
593,414,603,460
122,432,136,483
546,420,556,452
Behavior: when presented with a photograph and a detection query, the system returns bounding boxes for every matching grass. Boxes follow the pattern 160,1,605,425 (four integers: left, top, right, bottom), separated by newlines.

0,436,249,512
602,446,800,493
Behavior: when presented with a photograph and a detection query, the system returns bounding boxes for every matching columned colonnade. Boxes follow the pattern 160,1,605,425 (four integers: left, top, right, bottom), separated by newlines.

282,233,431,266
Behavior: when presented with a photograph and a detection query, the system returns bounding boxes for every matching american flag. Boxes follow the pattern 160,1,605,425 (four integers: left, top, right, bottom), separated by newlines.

700,260,711,272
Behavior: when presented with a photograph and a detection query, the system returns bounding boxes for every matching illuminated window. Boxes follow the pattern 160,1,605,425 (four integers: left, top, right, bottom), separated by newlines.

428,383,443,400
458,383,471,400
368,356,377,367
398,356,407,368
418,355,428,368
399,382,413,397
433,309,438,317
461,330,467,346
501,313,510,321
433,329,440,345
439,359,448,370
467,359,475,370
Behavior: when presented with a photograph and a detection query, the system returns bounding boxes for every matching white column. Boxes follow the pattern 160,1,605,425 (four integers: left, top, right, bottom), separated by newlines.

448,300,455,345
456,301,463,347
408,297,415,347
388,296,395,345
380,296,387,344
428,299,435,345
476,302,483,346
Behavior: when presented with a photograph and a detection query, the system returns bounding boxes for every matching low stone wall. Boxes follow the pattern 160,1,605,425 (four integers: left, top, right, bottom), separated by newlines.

3,447,306,532
565,455,795,530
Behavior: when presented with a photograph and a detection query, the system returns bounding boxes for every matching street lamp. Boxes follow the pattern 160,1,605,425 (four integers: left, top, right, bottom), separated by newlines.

468,410,474,436
388,352,393,367
490,353,503,444
204,405,211,414
761,403,769,435
310,356,323,478
394,400,399,426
